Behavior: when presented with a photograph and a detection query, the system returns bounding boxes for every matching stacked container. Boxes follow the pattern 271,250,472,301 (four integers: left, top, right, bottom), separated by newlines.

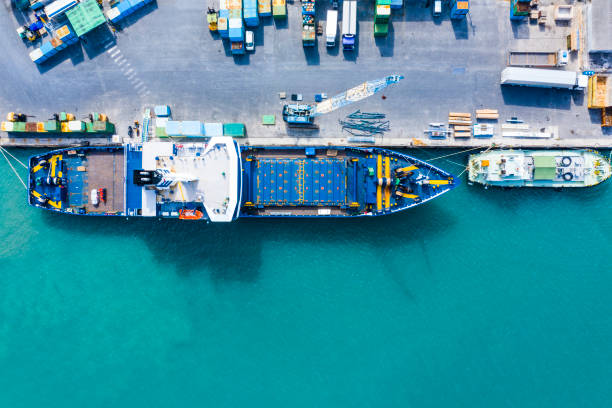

374,0,391,37
509,0,530,20
301,0,315,47
390,0,402,9
243,0,259,27
450,0,469,19
228,0,244,54
258,0,272,17
204,123,223,137
272,0,286,20
105,0,155,24
218,0,230,38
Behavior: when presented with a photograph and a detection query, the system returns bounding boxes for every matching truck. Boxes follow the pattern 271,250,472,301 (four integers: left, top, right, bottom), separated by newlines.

507,50,568,67
326,10,338,47
342,0,357,51
500,67,588,91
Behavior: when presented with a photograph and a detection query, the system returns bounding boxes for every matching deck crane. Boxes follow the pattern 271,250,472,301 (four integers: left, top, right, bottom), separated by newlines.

282,74,404,126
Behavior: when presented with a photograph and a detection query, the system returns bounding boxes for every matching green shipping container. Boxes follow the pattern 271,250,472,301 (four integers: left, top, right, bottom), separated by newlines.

374,23,389,37
92,121,115,133
44,120,60,132
13,122,26,132
272,6,286,19
223,123,245,137
156,127,168,138
86,122,95,133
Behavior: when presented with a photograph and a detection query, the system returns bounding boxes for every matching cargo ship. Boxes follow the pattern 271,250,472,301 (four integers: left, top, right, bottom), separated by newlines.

468,149,612,188
28,138,457,221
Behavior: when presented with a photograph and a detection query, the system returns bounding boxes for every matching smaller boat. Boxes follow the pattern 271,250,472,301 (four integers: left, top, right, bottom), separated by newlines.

468,149,612,188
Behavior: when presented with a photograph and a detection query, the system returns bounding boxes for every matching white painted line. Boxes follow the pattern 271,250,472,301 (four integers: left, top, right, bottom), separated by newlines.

106,45,117,54
104,43,116,51
134,83,146,90
114,56,125,64
116,59,126,67
110,49,121,57
124,68,134,75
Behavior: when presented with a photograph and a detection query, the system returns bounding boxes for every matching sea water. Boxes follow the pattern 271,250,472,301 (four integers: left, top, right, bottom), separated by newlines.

1,149,611,407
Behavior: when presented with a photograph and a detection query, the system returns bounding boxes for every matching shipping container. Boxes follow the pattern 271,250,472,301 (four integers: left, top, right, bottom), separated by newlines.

243,0,259,27
229,18,244,41
259,0,272,17
68,120,86,132
1,122,15,132
204,123,224,136
45,120,60,132
223,123,245,137
25,122,38,132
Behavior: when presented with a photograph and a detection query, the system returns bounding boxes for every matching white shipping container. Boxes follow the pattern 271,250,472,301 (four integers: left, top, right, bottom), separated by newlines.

1,121,14,132
68,120,85,131
204,123,223,136
29,48,44,62
229,18,243,29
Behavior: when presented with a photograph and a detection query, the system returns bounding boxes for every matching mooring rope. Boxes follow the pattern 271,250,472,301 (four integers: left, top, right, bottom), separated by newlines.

0,148,27,190
0,146,28,169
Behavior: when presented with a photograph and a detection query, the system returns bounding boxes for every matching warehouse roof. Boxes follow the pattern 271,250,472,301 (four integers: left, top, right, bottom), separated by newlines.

588,0,612,53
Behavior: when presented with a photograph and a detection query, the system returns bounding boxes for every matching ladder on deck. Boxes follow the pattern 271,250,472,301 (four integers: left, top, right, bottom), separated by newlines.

297,160,305,204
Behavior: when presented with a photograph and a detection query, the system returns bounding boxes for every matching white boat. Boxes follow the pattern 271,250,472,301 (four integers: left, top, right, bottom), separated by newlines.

468,149,612,188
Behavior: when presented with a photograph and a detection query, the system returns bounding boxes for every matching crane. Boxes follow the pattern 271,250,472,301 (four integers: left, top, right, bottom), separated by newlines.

282,74,404,126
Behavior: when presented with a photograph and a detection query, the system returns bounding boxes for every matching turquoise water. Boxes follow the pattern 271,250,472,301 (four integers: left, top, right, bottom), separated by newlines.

1,148,611,408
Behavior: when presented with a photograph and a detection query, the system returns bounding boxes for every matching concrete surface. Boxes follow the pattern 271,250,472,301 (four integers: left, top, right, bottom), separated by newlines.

0,0,610,149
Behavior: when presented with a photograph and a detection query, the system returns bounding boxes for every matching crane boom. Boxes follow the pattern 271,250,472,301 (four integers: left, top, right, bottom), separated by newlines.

311,74,403,117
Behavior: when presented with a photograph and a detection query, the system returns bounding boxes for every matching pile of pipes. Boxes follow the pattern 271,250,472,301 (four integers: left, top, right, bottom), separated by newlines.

340,111,390,142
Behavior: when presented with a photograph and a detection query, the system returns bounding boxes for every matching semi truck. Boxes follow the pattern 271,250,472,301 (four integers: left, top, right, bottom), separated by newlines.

326,10,338,47
342,0,357,51
500,67,588,91
507,50,568,67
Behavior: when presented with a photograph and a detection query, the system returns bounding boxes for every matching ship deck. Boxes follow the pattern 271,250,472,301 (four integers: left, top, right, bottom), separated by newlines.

62,149,124,213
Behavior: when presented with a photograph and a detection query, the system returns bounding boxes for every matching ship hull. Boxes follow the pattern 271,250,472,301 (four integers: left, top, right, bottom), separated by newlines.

28,143,458,221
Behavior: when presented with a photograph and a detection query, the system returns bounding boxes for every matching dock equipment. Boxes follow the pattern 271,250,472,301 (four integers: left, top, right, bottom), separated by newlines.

283,75,403,125
207,8,218,31
450,0,468,19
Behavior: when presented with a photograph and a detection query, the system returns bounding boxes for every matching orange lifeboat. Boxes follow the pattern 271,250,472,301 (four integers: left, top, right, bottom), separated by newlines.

179,209,204,220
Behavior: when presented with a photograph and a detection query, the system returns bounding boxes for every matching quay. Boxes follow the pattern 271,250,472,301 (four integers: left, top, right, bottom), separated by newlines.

1,0,611,151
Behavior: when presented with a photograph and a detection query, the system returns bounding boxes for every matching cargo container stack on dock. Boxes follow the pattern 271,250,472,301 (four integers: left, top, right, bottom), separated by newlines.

106,0,156,25
259,0,272,17
301,0,316,47
1,112,115,136
272,0,286,20
229,0,245,54
374,0,391,38
450,0,469,19
243,0,259,27
218,0,230,38
509,0,530,20
29,24,78,65
149,105,246,139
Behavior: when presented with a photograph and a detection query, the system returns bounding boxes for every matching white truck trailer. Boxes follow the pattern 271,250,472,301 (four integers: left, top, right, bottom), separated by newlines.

342,0,357,51
326,10,338,47
500,67,588,91
507,50,569,67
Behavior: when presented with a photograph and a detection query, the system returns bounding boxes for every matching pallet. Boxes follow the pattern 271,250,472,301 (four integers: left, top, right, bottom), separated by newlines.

475,109,499,120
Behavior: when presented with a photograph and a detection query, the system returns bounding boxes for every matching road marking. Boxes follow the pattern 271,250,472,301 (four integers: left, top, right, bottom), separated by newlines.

124,68,134,75
106,45,117,54
110,49,121,58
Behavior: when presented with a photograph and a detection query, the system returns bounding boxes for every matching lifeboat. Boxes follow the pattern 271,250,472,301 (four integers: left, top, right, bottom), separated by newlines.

179,209,204,220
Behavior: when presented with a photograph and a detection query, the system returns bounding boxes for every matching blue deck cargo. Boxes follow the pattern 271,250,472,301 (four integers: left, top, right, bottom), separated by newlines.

243,0,259,27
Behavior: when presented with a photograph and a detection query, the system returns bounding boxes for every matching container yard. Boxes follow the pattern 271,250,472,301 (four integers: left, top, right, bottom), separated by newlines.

1,0,611,149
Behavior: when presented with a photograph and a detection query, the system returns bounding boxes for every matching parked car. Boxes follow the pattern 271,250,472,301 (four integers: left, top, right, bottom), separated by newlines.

245,30,255,52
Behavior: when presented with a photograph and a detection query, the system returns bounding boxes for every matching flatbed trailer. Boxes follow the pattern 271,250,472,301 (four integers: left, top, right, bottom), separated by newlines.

507,50,568,67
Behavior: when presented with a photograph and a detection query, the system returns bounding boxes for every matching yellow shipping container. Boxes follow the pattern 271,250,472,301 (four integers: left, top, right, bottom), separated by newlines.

1,121,14,132
37,122,45,132
61,122,70,132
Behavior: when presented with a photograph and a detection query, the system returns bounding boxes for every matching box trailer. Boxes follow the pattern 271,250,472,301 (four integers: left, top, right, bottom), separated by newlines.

326,10,338,47
507,50,568,67
500,67,588,91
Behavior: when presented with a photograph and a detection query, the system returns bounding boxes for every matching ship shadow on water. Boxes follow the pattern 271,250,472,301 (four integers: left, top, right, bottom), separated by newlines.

40,198,456,291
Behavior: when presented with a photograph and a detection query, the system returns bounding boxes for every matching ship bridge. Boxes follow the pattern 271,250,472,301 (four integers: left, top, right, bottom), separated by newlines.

138,139,241,222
